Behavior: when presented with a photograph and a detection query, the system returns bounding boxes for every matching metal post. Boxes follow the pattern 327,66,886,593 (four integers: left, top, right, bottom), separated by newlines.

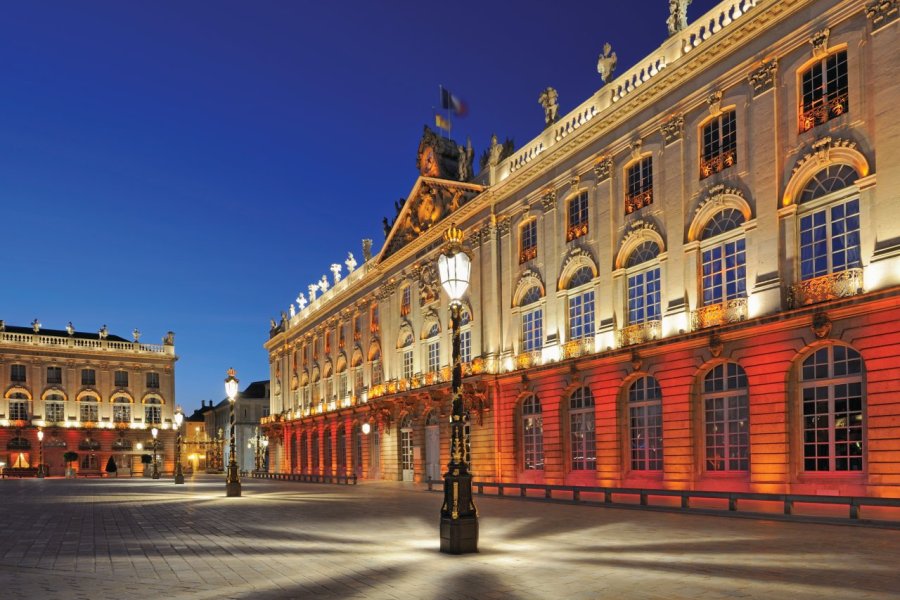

37,435,44,479
152,438,160,479
226,399,241,496
174,426,184,484
440,301,478,554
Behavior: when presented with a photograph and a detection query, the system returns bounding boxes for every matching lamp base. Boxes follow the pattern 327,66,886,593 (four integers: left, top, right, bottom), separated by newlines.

440,515,478,554
226,480,242,497
174,474,185,484
151,472,160,480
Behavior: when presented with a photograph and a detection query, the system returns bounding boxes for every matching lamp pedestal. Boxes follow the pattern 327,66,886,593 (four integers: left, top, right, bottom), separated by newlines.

174,431,184,484
226,396,241,497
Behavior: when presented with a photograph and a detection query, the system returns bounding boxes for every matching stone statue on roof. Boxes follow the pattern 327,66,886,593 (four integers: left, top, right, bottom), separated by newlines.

67,322,75,336
99,324,108,339
132,328,141,342
289,304,296,318
597,43,618,84
489,134,503,167
667,0,691,35
538,87,559,127
362,239,373,262
345,252,357,273
296,292,307,310
308,283,318,302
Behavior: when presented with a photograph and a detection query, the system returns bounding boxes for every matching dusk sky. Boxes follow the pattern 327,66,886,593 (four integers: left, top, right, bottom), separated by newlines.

1,0,720,412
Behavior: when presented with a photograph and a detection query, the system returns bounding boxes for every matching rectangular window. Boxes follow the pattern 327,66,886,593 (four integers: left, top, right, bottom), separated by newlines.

625,157,653,214
460,329,472,364
338,372,348,399
353,367,364,393
800,50,849,133
46,402,65,423
371,359,383,386
370,305,380,333
427,341,440,373
80,402,99,423
799,198,860,280
629,403,663,470
568,291,595,341
702,238,747,305
566,192,589,241
402,350,414,380
144,405,161,425
522,308,543,352
10,364,26,383
9,400,29,421
627,267,661,325
46,366,62,385
113,403,132,423
704,395,749,471
520,220,538,263
401,286,411,316
114,370,129,388
81,369,96,386
570,412,596,470
146,372,160,388
354,315,362,341
700,111,737,179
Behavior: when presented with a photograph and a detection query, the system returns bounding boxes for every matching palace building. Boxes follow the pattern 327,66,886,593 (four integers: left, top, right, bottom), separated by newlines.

263,0,900,499
0,322,178,476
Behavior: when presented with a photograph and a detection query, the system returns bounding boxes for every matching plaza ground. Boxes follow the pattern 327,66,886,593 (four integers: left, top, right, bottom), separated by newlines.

0,475,898,599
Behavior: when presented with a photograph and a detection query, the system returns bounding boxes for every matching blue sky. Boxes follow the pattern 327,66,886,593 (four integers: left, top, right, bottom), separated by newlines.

0,0,720,411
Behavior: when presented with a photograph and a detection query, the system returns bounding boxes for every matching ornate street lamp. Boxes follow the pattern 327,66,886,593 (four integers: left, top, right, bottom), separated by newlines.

224,368,241,497
174,407,185,484
151,427,160,479
436,223,477,554
37,429,45,478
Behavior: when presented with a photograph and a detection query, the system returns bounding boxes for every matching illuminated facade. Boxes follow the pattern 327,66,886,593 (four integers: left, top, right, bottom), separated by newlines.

0,323,177,476
264,0,900,498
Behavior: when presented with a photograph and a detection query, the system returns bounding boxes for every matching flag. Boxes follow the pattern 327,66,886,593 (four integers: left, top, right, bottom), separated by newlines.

440,85,468,117
435,113,451,131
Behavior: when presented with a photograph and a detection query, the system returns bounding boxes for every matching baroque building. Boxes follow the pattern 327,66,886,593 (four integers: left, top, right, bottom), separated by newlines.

0,322,177,476
263,0,900,498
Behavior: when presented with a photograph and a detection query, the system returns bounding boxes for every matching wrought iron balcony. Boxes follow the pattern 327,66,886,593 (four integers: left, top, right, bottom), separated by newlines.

617,320,661,347
566,222,588,242
624,189,653,215
691,297,748,330
699,149,736,179
790,268,863,307
562,337,595,359
519,245,537,264
515,351,542,370
799,94,848,133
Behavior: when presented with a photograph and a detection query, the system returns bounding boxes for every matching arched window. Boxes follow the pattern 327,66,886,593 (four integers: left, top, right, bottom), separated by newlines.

311,430,320,474
628,376,663,471
8,391,30,421
569,387,595,471
368,342,383,386
521,395,543,470
336,354,348,401
323,427,332,476
566,266,595,341
801,345,864,472
702,363,749,471
423,318,440,374
336,425,347,476
520,286,543,352
44,393,65,423
300,431,309,474
398,326,415,380
626,241,661,325
144,397,162,425
799,49,848,133
79,394,100,423
112,396,132,424
798,164,860,282
701,209,747,306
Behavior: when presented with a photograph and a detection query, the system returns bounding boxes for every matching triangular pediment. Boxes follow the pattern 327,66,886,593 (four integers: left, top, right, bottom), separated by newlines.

379,176,484,262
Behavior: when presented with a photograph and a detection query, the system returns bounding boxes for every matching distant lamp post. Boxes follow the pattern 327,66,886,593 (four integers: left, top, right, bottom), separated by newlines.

37,429,45,478
151,427,160,479
436,223,477,554
224,368,241,497
174,408,185,484
250,427,269,473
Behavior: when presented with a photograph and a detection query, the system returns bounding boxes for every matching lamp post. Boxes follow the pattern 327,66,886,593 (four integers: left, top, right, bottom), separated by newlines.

224,368,241,497
151,427,160,479
37,429,45,478
174,407,184,484
436,223,478,554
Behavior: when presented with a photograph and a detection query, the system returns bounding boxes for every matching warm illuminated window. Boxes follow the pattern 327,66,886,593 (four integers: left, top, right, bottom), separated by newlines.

370,305,380,333
566,192,589,241
799,50,848,133
402,349,414,379
144,398,162,424
801,345,864,472
629,376,663,470
566,267,595,341
80,396,100,422
799,165,860,281
9,392,29,421
427,341,440,373
113,398,132,423
520,219,538,263
625,157,653,214
400,286,411,316
338,371,348,399
701,209,747,306
569,387,595,471
354,315,362,341
45,394,65,423
700,111,737,179
626,241,661,325
703,363,749,471
520,286,543,352
522,395,543,470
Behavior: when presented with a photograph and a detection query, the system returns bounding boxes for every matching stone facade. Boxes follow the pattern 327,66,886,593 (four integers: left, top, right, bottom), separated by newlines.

0,324,177,476
263,0,900,498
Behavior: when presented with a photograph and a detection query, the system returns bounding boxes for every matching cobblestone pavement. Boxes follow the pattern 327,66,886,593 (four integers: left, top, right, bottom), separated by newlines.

0,475,898,600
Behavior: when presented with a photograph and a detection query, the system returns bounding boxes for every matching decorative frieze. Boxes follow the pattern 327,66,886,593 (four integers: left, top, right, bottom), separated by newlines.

706,90,723,116
540,190,557,212
660,114,684,145
791,138,858,175
694,184,744,216
748,59,777,97
496,216,512,237
866,0,898,31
